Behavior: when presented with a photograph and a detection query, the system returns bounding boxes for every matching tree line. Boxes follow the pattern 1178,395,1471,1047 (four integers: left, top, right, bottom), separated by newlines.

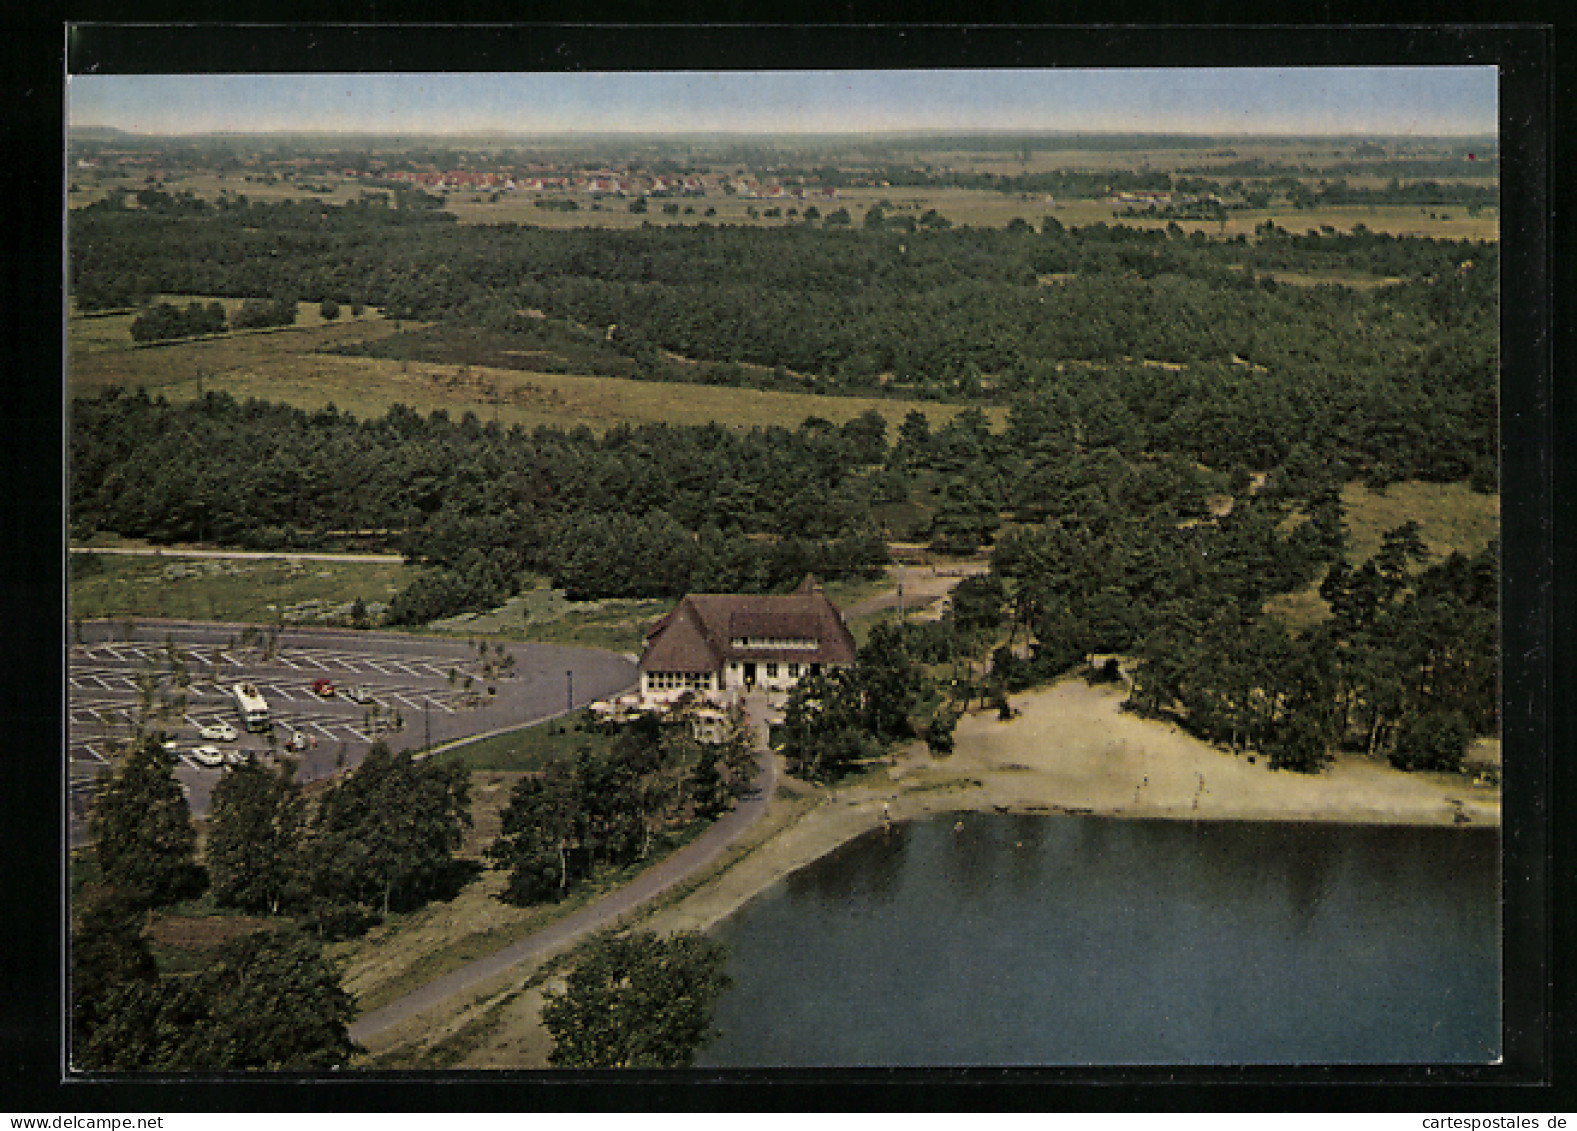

488,707,757,905
74,707,765,1068
70,390,896,619
72,736,472,1070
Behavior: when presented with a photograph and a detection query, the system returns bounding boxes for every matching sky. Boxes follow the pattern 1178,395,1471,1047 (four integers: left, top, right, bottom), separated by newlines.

66,67,1498,137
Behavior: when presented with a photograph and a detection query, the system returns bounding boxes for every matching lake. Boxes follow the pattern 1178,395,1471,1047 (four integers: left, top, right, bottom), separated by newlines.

700,813,1500,1067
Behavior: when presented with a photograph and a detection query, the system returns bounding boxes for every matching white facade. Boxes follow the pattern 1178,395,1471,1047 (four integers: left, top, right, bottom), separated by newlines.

639,657,834,706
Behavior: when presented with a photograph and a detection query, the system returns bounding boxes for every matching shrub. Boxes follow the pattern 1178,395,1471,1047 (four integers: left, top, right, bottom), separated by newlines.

1390,711,1471,773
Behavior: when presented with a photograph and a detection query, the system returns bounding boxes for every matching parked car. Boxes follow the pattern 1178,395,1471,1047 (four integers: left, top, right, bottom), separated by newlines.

191,745,225,768
224,748,250,765
198,720,238,742
346,685,374,704
311,678,336,697
283,731,308,753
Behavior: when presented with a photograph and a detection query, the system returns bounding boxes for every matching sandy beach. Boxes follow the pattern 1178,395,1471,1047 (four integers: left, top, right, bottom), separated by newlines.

425,678,1498,1067
641,677,1500,938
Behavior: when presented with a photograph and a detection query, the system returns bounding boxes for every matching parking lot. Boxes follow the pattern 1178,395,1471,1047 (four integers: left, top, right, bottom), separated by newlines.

68,621,638,844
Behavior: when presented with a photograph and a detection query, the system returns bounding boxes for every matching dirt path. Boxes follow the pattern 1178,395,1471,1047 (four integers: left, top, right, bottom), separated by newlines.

70,546,405,563
844,561,990,620
347,736,778,1048
357,678,1501,1066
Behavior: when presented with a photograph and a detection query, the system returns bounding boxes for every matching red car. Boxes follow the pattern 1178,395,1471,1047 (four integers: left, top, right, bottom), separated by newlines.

311,678,336,697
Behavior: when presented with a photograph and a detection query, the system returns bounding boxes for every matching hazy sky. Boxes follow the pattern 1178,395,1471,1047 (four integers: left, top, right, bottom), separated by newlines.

67,68,1498,137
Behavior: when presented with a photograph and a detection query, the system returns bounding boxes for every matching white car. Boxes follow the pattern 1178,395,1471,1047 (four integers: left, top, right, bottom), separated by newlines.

346,686,374,704
283,732,308,753
191,745,226,768
224,748,250,766
198,720,238,742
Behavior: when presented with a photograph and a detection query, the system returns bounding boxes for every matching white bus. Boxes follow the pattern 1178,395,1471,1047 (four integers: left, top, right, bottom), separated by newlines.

231,683,271,732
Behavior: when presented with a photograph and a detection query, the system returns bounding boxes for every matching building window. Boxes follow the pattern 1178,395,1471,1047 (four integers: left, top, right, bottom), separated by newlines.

766,663,778,679
788,663,800,679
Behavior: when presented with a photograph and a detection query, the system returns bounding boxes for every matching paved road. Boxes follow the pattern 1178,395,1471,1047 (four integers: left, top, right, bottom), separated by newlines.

70,546,406,563
347,706,779,1047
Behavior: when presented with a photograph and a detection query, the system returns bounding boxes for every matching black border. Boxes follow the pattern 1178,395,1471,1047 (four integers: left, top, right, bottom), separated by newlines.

6,13,1566,1113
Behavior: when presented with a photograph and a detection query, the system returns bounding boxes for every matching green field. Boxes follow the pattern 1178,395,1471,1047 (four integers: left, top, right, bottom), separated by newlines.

516,596,670,654
442,187,1499,241
67,550,416,626
434,712,612,773
68,306,1005,434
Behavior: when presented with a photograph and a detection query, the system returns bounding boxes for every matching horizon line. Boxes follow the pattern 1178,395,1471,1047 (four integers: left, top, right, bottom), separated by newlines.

69,126,1500,140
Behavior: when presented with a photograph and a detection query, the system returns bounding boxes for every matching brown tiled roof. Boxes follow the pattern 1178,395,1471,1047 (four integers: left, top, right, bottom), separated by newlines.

639,600,720,673
639,577,857,672
727,607,814,638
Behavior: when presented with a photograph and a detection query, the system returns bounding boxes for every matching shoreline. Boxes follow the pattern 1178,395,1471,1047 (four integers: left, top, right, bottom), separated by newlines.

639,678,1500,938
422,676,1500,1068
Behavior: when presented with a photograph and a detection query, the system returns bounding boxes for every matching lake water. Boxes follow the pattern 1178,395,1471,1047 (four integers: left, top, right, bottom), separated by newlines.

700,813,1500,1067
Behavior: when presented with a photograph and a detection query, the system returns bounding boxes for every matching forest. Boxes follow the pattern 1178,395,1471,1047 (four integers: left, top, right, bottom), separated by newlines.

69,190,1499,772
72,191,1494,402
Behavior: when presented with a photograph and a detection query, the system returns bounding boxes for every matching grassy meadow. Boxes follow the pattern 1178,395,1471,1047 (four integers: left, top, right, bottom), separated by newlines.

67,304,1006,434
1263,479,1499,629
68,550,416,625
434,712,611,774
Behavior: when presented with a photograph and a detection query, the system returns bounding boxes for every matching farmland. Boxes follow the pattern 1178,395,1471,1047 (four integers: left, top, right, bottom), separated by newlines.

68,129,1498,242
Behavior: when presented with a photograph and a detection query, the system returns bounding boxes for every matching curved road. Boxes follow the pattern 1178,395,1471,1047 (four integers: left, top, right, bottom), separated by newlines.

347,714,778,1047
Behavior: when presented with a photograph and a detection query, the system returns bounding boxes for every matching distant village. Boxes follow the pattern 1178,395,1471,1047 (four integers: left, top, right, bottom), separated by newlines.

71,142,849,202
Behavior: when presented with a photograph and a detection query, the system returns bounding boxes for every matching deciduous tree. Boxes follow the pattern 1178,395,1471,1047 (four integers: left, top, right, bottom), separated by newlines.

542,931,732,1068
207,754,306,915
307,742,471,916
89,736,206,908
